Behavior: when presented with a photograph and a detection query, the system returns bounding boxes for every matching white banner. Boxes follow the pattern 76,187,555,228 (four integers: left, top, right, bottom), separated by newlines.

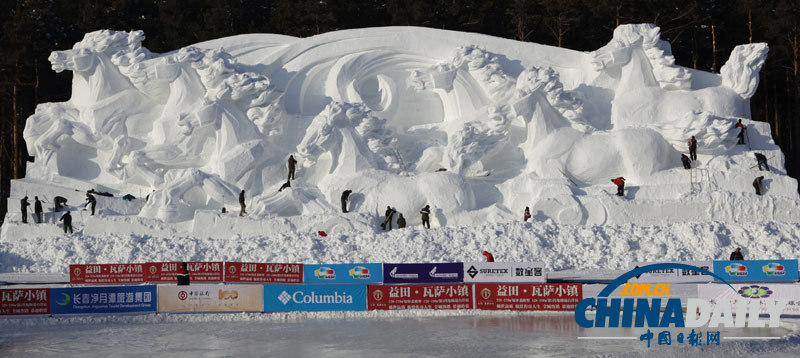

698,283,800,316
628,261,713,283
463,262,546,283
158,284,263,313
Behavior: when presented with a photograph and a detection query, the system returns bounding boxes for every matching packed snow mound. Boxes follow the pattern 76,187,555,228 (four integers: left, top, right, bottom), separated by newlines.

16,25,794,226
3,219,800,273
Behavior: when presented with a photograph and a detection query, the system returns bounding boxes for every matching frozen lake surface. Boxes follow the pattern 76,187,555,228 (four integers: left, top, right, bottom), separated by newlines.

0,313,797,357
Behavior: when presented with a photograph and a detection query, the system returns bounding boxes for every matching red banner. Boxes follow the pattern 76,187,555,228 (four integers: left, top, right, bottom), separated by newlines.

1,288,50,315
144,262,224,282
475,283,582,311
368,284,473,310
70,262,224,284
70,264,145,284
224,262,303,283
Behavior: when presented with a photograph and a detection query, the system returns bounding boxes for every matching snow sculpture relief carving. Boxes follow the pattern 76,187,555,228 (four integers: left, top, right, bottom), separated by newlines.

23,25,781,224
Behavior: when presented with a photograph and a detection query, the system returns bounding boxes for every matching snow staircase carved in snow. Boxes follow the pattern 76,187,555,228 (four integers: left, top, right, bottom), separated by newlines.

690,167,715,194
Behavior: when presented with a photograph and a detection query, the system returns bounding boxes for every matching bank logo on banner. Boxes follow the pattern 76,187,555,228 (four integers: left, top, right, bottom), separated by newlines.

315,267,336,280
264,284,367,312
158,284,263,313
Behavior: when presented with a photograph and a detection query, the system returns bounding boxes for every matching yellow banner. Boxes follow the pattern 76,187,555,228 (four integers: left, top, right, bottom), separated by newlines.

158,284,263,312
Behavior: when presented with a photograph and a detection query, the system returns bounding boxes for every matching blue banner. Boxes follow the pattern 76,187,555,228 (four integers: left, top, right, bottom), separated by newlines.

264,284,367,312
303,263,383,284
383,263,464,284
51,286,157,314
713,259,799,282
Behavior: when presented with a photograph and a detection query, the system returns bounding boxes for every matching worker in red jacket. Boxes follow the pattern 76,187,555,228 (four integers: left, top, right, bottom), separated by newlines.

687,136,698,160
735,119,746,145
482,250,495,262
611,177,625,196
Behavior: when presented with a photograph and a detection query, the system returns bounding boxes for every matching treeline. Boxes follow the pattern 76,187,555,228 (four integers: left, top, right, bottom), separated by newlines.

1,0,799,222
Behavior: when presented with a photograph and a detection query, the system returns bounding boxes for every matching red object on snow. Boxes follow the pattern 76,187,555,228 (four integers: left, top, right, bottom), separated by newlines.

318,231,327,237
482,251,495,262
612,177,625,187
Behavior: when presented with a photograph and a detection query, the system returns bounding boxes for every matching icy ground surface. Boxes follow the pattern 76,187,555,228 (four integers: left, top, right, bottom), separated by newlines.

0,312,796,357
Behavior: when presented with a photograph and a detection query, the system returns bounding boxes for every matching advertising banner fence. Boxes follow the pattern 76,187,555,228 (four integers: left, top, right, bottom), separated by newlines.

463,262,546,283
367,284,473,310
303,263,382,284
628,261,714,283
713,260,799,282
70,262,225,284
225,262,303,283
382,263,463,284
51,286,157,315
263,284,367,312
0,288,50,315
698,283,800,316
474,283,582,311
145,262,224,282
70,263,145,284
158,284,263,313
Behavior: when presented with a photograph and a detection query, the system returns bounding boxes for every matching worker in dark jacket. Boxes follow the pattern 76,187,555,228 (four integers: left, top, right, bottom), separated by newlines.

239,190,247,216
397,214,406,228
730,248,744,260
341,190,352,213
54,196,68,212
34,196,43,223
524,207,531,221
681,154,691,169
177,262,190,286
20,196,30,223
753,176,764,195
381,206,396,230
85,193,96,215
755,153,769,171
278,180,291,192
59,211,73,234
420,205,431,229
288,155,298,180
611,177,625,196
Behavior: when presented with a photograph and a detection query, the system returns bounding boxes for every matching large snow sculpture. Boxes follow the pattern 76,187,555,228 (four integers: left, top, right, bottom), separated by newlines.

21,25,779,224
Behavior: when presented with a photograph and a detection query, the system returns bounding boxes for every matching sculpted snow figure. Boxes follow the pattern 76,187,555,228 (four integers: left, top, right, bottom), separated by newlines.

22,25,785,226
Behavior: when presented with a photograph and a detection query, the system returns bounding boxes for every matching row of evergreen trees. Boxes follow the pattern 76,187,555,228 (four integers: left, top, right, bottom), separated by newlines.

1,0,799,222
